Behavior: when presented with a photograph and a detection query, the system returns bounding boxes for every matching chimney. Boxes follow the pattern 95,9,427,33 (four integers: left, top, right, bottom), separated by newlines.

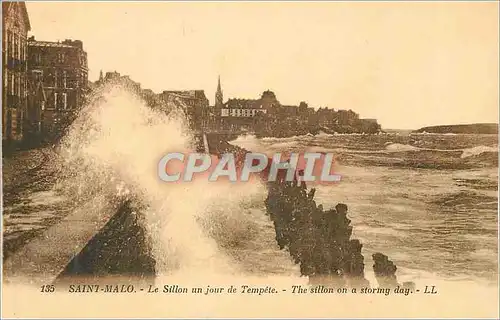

62,39,83,49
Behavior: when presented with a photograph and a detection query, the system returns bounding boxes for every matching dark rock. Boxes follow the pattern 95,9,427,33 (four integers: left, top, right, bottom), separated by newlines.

413,123,498,135
372,252,399,288
265,177,369,287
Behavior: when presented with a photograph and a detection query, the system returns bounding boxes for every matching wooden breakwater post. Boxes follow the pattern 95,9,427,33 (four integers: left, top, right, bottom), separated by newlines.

206,134,414,289
265,168,415,289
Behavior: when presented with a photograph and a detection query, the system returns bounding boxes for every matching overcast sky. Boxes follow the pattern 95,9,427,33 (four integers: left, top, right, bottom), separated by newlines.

26,1,498,129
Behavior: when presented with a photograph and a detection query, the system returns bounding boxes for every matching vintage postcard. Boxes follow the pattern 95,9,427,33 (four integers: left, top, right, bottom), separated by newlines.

1,1,499,318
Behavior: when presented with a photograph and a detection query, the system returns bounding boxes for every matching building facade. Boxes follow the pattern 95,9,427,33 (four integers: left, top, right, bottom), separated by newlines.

214,79,275,132
27,37,88,140
220,98,268,131
337,109,359,126
2,1,31,143
359,118,381,133
160,90,210,131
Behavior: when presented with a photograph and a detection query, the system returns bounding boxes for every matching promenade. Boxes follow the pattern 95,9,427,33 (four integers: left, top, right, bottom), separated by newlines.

2,147,129,285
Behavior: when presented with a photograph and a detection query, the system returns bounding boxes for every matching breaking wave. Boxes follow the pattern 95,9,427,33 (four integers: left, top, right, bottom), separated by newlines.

384,143,421,152
460,145,498,159
57,84,271,278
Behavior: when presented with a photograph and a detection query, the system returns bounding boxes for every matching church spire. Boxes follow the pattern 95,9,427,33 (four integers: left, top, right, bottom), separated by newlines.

215,75,223,108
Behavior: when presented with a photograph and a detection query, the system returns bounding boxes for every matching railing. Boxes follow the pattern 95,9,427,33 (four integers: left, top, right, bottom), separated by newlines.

195,128,255,135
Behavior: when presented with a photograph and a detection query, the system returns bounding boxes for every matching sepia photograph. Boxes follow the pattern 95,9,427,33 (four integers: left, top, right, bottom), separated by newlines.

1,1,499,318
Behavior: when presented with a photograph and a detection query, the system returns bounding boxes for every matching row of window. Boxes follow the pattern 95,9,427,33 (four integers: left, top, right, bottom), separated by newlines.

45,92,70,111
4,70,27,98
32,69,86,89
221,108,267,117
31,51,88,66
4,69,85,98
5,30,27,63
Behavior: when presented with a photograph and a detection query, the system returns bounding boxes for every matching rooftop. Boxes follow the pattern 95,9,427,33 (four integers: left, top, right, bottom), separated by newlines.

28,41,74,48
162,90,207,99
28,38,85,50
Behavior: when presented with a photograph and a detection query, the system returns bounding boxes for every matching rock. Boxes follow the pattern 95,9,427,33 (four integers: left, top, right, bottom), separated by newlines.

265,177,370,287
372,252,400,288
403,281,416,291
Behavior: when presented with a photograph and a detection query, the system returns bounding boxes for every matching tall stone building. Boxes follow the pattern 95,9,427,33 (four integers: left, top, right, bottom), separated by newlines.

26,37,88,140
2,2,31,143
218,90,273,132
160,90,210,131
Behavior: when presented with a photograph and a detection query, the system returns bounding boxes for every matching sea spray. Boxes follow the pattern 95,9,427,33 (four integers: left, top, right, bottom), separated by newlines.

56,84,245,277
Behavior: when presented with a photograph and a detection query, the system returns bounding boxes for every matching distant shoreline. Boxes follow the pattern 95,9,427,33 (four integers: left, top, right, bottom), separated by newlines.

413,123,498,135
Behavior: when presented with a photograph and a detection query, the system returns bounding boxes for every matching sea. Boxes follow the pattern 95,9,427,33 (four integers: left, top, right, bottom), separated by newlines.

2,86,498,295
229,131,499,287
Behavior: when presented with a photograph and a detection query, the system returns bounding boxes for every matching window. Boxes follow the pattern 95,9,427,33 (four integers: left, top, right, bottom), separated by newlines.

18,37,21,61
21,75,25,97
54,70,59,88
13,74,18,97
54,93,58,109
13,35,18,61
17,74,21,96
10,73,14,95
6,31,11,62
33,70,43,83
56,93,63,109
23,76,27,98
63,70,67,88
16,35,20,60
62,93,67,109
57,70,64,88
57,53,66,63
66,71,74,88
75,71,81,88
46,70,54,87
34,53,42,64
70,92,77,108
